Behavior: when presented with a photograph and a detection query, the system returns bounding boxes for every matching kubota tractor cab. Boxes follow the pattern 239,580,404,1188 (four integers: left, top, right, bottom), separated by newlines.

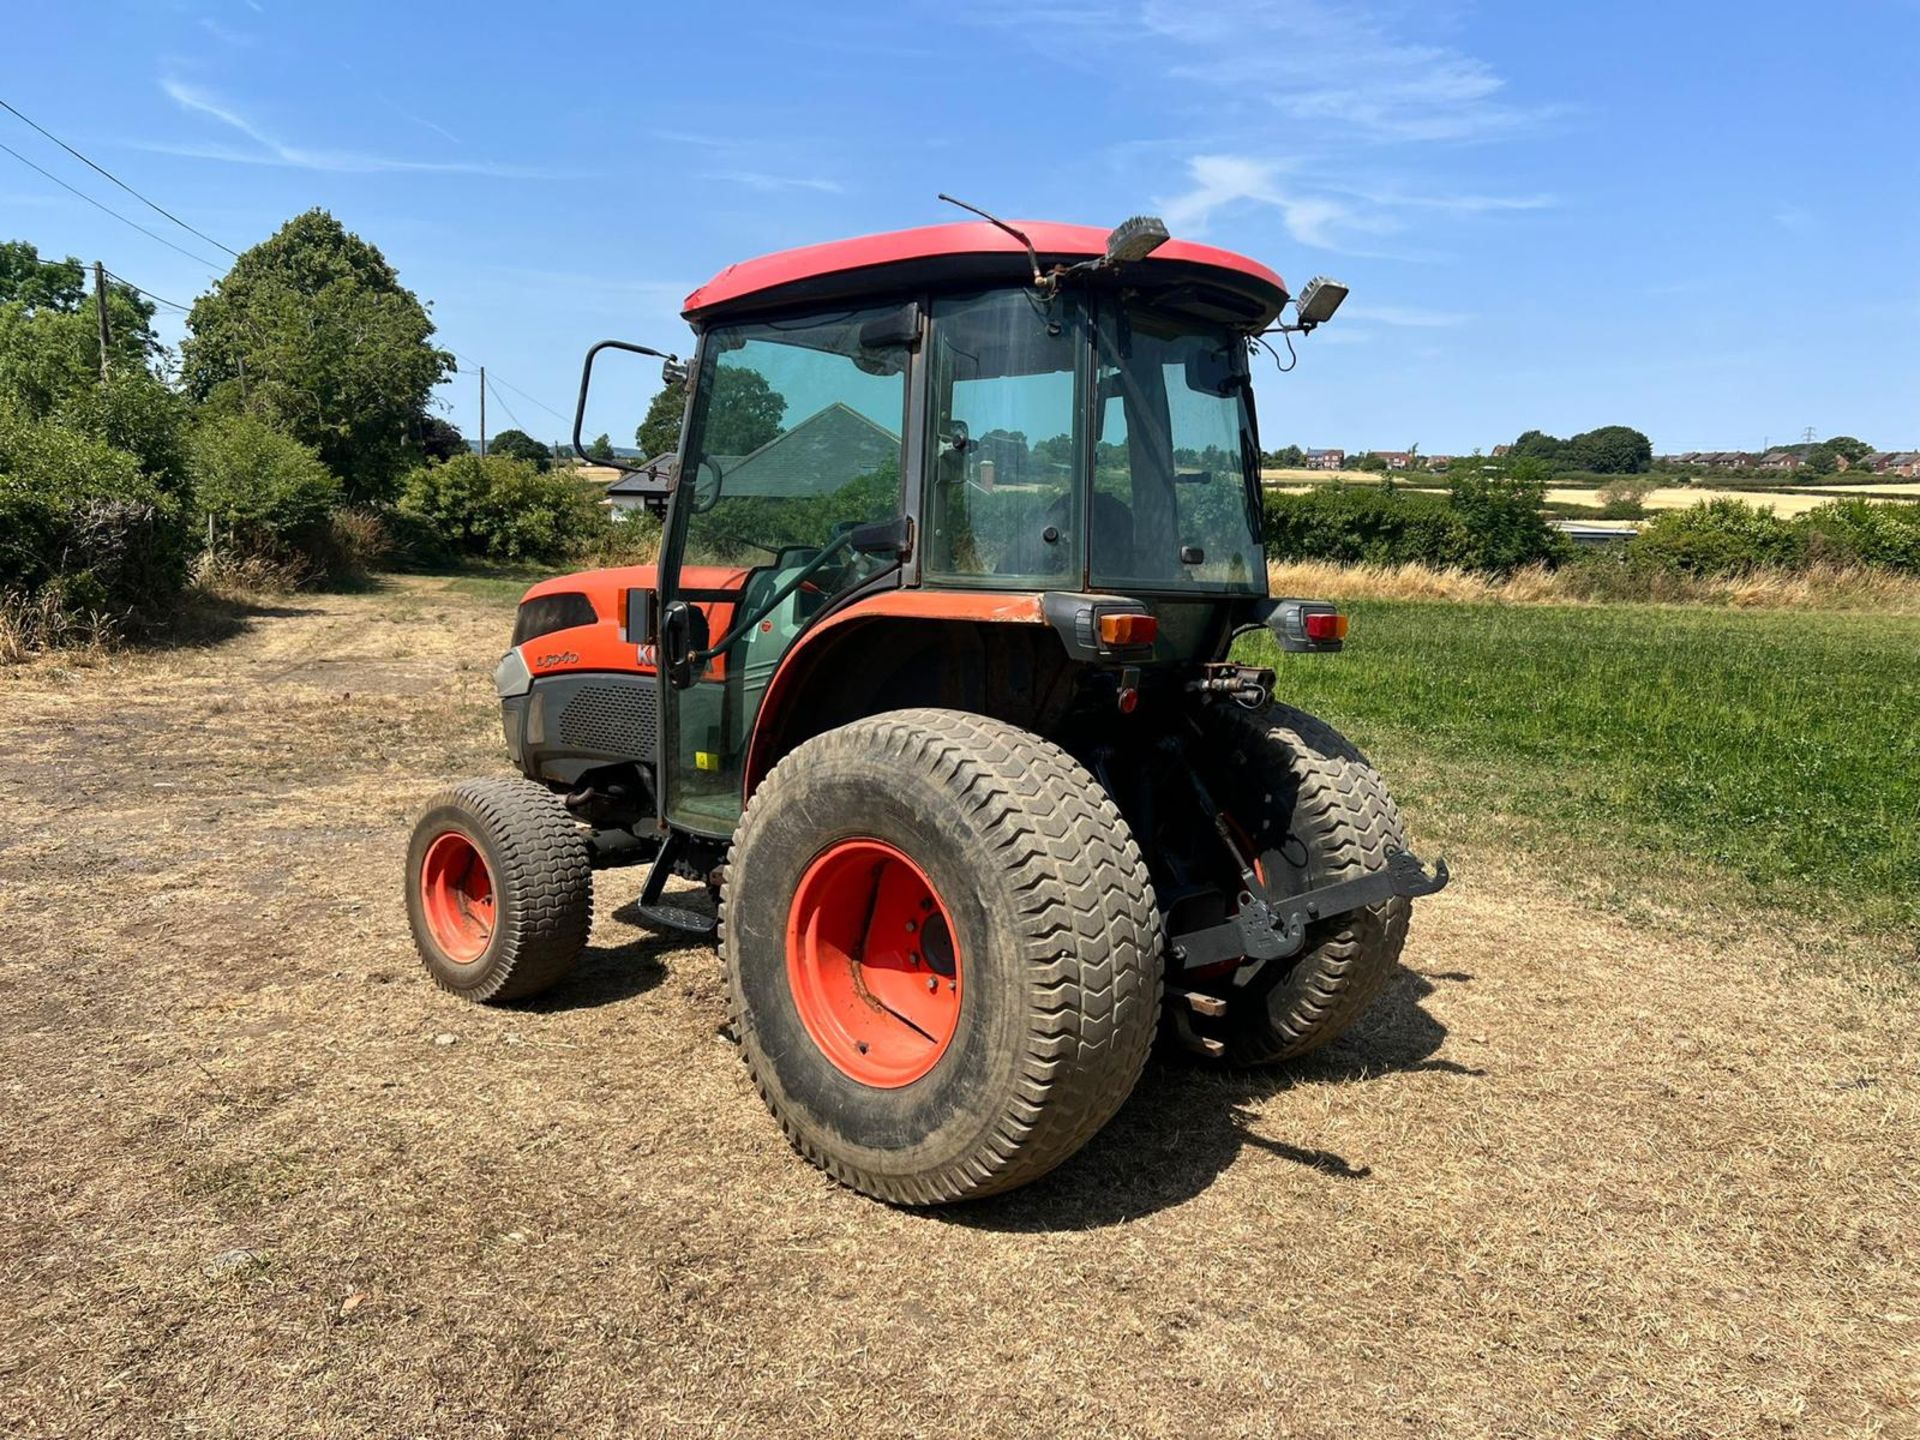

406,211,1447,1204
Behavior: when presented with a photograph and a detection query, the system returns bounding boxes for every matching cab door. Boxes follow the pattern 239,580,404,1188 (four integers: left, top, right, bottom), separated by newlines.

657,304,918,835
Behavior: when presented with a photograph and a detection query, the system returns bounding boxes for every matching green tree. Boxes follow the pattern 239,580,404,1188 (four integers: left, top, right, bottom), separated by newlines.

587,432,615,462
635,374,686,459
1356,452,1389,472
702,364,786,455
1802,444,1839,477
398,453,600,563
1266,444,1305,468
0,242,159,418
180,210,452,503
416,413,466,463
488,428,551,469
1824,435,1872,466
1565,424,1652,475
191,414,343,559
1510,429,1563,463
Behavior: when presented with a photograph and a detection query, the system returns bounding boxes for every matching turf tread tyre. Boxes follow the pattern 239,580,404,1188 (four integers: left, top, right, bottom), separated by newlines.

406,777,592,1003
722,708,1162,1204
1201,703,1410,1064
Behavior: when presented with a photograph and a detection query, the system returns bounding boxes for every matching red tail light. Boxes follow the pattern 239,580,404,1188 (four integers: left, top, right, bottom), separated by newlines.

1303,611,1349,643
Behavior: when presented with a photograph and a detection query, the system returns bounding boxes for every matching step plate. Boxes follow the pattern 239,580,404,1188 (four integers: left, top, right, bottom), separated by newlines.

634,903,717,940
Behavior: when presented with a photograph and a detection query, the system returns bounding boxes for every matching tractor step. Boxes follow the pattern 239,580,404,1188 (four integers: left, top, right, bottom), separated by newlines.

633,903,717,940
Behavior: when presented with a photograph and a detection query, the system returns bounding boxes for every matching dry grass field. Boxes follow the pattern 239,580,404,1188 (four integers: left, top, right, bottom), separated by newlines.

2,577,1916,1439
1261,469,1920,515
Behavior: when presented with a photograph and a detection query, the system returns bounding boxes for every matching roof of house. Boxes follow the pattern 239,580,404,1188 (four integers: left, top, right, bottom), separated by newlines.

711,403,900,500
604,454,679,497
681,220,1288,327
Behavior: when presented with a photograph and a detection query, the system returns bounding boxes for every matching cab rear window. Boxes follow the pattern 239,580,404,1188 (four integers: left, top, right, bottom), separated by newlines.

512,592,598,646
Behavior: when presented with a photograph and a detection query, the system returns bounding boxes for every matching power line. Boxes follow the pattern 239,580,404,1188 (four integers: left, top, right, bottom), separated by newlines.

0,137,224,272
0,95,241,258
447,346,570,425
0,108,569,431
484,371,524,433
101,269,193,313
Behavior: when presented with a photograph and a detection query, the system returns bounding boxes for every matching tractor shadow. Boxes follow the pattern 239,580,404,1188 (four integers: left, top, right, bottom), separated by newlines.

515,932,678,1012
947,964,1483,1232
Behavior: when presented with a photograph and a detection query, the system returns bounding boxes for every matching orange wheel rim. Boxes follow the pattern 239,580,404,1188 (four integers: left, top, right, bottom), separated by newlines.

785,839,963,1088
420,831,497,963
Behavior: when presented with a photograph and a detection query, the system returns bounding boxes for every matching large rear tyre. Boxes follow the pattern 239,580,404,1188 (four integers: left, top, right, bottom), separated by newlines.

722,709,1162,1205
1195,704,1411,1065
405,777,592,1003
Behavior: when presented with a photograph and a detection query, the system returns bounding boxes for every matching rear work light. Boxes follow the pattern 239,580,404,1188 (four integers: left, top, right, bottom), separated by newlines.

1098,612,1158,647
1303,611,1349,643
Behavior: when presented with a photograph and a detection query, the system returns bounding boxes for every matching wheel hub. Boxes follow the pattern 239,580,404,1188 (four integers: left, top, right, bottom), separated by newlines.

419,831,496,963
785,839,963,1087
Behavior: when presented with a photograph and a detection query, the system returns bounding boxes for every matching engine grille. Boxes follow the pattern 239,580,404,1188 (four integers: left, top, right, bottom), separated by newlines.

556,683,658,759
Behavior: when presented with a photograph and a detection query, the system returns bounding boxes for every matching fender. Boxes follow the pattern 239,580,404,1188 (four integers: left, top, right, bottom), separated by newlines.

743,589,1047,793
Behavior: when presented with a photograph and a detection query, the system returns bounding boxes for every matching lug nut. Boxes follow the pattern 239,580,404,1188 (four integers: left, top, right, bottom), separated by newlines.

926,977,938,993
904,919,917,934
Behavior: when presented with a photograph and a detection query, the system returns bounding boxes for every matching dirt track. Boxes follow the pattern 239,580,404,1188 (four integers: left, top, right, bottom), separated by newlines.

1,578,1914,1438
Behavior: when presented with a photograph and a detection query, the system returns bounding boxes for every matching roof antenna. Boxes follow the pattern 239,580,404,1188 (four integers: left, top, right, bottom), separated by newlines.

937,193,1045,290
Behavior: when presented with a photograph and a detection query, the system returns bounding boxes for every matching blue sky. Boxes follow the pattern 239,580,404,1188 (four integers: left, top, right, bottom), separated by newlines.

4,0,1917,455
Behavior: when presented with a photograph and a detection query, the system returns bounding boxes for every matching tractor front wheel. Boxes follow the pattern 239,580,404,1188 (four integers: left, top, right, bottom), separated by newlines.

722,709,1162,1205
405,777,592,1003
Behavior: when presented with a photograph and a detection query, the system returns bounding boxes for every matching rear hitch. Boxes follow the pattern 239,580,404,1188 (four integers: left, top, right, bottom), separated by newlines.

1169,848,1449,982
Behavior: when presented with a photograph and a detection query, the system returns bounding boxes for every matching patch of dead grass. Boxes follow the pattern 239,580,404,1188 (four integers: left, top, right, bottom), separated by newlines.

0,576,1914,1438
1270,557,1920,612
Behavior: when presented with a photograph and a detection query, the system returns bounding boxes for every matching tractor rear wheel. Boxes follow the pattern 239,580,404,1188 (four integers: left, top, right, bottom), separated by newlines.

722,709,1161,1205
1193,703,1411,1065
405,777,592,1003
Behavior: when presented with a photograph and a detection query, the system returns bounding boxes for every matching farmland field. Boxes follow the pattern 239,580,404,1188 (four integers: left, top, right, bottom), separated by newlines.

1262,472,1920,517
1239,599,1920,939
1,577,1915,1438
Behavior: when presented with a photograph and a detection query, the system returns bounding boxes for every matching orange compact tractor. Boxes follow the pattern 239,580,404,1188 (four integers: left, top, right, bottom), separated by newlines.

406,207,1447,1203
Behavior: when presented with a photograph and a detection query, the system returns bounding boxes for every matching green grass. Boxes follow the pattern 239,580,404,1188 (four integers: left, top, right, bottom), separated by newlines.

1238,599,1920,940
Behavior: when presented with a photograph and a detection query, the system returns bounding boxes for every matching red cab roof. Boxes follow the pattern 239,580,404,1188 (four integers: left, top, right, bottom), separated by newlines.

682,220,1288,326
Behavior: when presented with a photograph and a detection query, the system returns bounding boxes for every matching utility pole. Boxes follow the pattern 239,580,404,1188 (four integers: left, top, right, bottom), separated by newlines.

478,365,487,458
92,261,111,380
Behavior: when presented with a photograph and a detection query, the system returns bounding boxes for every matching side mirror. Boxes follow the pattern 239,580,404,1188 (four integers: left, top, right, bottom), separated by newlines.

572,337,682,478
659,600,710,688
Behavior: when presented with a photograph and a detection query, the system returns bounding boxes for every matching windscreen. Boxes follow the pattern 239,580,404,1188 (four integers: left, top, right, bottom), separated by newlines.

1089,306,1264,593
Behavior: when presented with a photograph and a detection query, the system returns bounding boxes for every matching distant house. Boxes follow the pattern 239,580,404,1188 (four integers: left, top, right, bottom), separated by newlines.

1757,449,1801,471
1878,451,1920,478
1491,444,1511,458
1303,447,1345,470
1426,454,1453,472
1371,451,1413,471
606,403,901,524
605,454,680,522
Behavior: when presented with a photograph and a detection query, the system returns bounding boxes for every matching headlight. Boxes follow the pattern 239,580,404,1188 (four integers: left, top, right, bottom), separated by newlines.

494,648,533,698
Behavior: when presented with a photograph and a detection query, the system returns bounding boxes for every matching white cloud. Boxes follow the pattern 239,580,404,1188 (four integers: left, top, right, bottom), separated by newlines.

158,79,555,177
1156,154,1399,251
704,170,845,195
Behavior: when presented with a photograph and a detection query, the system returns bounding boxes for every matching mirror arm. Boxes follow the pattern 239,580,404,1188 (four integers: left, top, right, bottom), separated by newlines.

572,338,683,477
